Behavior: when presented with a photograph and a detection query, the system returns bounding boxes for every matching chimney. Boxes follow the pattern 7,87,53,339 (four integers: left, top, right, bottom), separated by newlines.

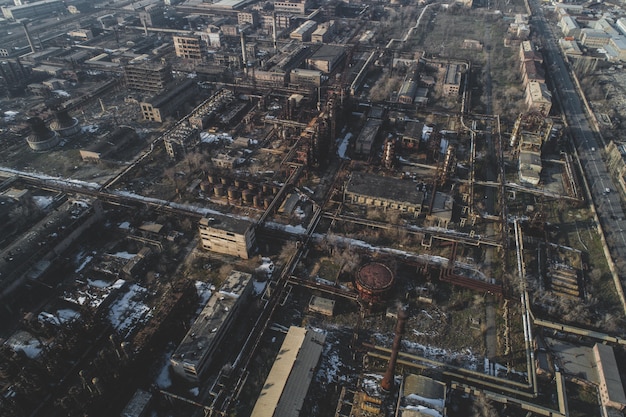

380,307,408,392
240,31,248,75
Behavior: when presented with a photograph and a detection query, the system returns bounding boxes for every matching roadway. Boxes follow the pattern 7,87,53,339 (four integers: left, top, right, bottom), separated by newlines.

530,1,626,273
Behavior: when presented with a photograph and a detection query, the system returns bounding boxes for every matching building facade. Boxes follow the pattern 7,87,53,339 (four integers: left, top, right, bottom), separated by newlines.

198,215,256,259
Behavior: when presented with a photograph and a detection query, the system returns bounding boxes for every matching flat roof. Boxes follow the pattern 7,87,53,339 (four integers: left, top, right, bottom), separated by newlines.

199,213,253,235
347,172,426,206
171,270,251,368
594,343,626,406
308,44,345,62
251,326,326,417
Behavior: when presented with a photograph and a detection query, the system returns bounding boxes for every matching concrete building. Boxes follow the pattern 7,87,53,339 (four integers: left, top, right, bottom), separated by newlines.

198,214,256,259
306,44,345,74
617,17,626,36
125,63,173,93
580,29,611,48
290,20,317,42
442,63,462,96
163,125,200,159
559,15,580,38
79,126,140,162
525,81,552,114
311,21,335,43
2,0,65,20
250,326,326,417
521,59,545,87
354,118,382,156
606,36,626,61
519,151,542,185
308,296,335,316
344,172,426,216
238,10,258,27
398,78,418,104
170,270,253,382
289,68,322,87
593,343,626,411
140,79,197,122
519,40,544,66
173,34,204,60
606,140,626,196
274,0,311,14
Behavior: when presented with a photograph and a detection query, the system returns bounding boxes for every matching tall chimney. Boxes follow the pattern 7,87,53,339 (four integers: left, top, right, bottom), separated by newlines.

240,31,248,75
21,20,35,54
380,307,408,392
272,12,278,52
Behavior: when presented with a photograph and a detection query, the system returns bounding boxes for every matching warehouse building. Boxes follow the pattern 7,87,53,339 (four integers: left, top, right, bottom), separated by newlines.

290,20,317,42
306,44,345,73
250,326,326,417
140,79,197,122
2,0,65,20
593,343,626,411
170,270,253,381
344,172,426,216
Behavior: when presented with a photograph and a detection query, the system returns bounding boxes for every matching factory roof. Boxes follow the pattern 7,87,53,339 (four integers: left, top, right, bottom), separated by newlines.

199,213,253,235
170,270,252,368
308,44,345,62
594,343,626,407
144,79,196,107
346,172,426,206
292,20,317,36
250,326,326,417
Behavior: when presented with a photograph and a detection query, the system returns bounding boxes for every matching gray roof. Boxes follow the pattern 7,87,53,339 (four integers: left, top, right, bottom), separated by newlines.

199,213,253,235
347,173,426,206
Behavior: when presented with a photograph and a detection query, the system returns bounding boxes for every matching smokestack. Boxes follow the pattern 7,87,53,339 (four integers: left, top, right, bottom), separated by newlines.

21,20,35,54
240,31,248,75
272,12,277,52
380,307,408,392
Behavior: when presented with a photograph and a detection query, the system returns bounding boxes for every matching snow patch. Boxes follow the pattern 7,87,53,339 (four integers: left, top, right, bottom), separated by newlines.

108,284,152,338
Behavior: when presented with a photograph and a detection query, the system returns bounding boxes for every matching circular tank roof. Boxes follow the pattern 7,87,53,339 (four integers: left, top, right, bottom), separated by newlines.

356,262,394,293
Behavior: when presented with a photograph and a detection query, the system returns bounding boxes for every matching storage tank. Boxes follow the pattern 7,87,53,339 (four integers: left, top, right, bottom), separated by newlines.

200,181,211,193
356,263,395,304
213,184,224,197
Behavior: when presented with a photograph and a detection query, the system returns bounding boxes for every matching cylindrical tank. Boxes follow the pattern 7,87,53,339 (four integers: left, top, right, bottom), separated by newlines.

234,179,243,188
253,194,262,208
262,183,270,193
208,174,217,184
356,262,395,304
272,185,280,195
247,182,256,190
200,181,211,193
220,177,229,185
213,184,224,197
264,197,272,209
227,187,240,199
242,190,254,204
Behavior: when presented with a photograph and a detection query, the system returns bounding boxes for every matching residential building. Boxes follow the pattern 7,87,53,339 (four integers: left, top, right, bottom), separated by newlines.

198,214,256,259
521,59,545,87
170,270,253,381
344,172,426,216
525,81,552,114
559,15,580,38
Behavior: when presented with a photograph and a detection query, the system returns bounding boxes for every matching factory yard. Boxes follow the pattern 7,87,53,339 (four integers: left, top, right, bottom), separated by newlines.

1,0,626,416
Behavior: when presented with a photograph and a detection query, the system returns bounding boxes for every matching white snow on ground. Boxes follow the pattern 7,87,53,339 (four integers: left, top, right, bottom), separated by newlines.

336,132,352,159
189,387,199,396
82,125,99,133
111,251,136,259
200,132,233,144
118,221,131,229
87,279,110,288
63,279,125,308
4,110,18,121
6,334,43,359
405,394,445,410
0,167,101,189
38,309,80,326
75,254,93,273
32,195,54,209
52,90,70,97
155,350,174,389
404,405,442,417
195,281,212,306
256,257,275,278
252,280,267,295
108,283,152,338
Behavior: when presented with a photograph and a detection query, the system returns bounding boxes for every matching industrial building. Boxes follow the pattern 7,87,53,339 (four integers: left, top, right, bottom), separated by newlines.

198,214,256,259
344,172,426,216
1,0,65,20
290,68,322,87
250,326,326,417
593,343,626,411
306,45,345,74
140,79,197,122
173,34,205,60
290,20,317,42
354,118,382,156
79,127,140,162
274,0,311,14
442,64,462,96
125,63,174,93
170,270,253,381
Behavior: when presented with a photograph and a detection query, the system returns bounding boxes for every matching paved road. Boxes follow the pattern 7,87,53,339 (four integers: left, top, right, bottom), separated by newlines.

530,1,626,273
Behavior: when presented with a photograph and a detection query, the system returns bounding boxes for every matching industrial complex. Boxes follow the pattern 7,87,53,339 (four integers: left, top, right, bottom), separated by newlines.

0,0,626,416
